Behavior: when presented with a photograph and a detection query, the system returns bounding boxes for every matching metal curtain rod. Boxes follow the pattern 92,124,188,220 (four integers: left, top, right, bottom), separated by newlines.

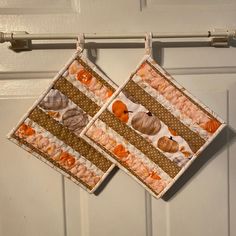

0,29,236,50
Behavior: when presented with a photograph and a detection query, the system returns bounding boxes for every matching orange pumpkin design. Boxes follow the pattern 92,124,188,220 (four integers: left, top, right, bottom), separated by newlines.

112,100,129,123
58,152,76,168
113,144,129,159
106,89,113,98
65,156,76,168
150,171,161,180
203,119,221,133
181,151,191,158
18,124,35,136
157,136,179,153
168,127,178,136
76,69,93,85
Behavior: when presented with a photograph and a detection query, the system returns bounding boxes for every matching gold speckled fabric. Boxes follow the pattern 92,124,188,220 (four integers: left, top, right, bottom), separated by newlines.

124,80,206,153
99,110,181,178
54,77,100,117
29,107,112,172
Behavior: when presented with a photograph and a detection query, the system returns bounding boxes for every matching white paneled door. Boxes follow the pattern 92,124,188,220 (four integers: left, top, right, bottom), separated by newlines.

0,1,236,236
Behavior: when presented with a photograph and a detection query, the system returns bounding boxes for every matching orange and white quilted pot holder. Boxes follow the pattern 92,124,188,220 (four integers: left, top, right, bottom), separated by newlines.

8,49,117,193
81,52,226,198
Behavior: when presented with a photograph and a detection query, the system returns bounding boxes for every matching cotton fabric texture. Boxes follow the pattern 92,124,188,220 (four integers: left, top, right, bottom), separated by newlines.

81,54,226,198
8,50,117,193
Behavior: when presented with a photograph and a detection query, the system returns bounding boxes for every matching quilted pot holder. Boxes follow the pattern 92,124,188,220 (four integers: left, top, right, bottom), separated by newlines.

81,33,226,198
8,37,118,193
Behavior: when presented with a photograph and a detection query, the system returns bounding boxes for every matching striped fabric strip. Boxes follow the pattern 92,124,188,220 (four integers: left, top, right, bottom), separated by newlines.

124,80,206,153
12,133,92,190
99,110,181,178
29,107,112,172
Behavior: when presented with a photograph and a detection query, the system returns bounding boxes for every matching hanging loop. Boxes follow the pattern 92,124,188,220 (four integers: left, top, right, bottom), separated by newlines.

145,32,153,56
77,33,85,52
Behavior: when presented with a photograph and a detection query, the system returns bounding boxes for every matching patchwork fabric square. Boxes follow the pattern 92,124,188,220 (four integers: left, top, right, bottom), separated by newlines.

82,55,226,198
8,51,117,193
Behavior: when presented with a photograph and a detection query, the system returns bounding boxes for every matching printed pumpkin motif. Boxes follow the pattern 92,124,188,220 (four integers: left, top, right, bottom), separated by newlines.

131,111,161,135
76,69,93,85
40,89,69,111
157,136,179,153
150,171,161,180
112,100,129,123
17,124,35,138
202,119,221,133
113,144,129,159
58,152,76,168
62,108,89,136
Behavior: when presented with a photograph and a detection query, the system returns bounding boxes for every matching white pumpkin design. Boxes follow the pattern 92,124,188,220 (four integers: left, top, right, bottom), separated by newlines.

62,108,89,136
131,111,161,135
40,89,68,110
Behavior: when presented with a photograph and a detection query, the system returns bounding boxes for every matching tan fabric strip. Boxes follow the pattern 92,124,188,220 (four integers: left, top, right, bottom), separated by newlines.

28,107,112,172
85,134,159,195
124,80,205,153
77,58,115,93
99,110,181,178
53,77,100,117
146,60,217,121
12,134,92,190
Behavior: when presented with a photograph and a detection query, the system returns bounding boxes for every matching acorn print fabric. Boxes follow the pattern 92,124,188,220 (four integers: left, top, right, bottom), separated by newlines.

8,50,117,193
82,55,226,198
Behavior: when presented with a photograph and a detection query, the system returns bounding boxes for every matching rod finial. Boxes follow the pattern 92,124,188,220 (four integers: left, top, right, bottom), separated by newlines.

0,32,14,43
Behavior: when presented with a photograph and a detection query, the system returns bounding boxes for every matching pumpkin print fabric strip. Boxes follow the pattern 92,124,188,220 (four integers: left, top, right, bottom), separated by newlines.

8,51,117,193
123,80,206,153
83,55,226,198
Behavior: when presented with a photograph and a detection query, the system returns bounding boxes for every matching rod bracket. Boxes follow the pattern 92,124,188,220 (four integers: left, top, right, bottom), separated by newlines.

210,29,236,47
9,31,31,51
211,37,229,47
